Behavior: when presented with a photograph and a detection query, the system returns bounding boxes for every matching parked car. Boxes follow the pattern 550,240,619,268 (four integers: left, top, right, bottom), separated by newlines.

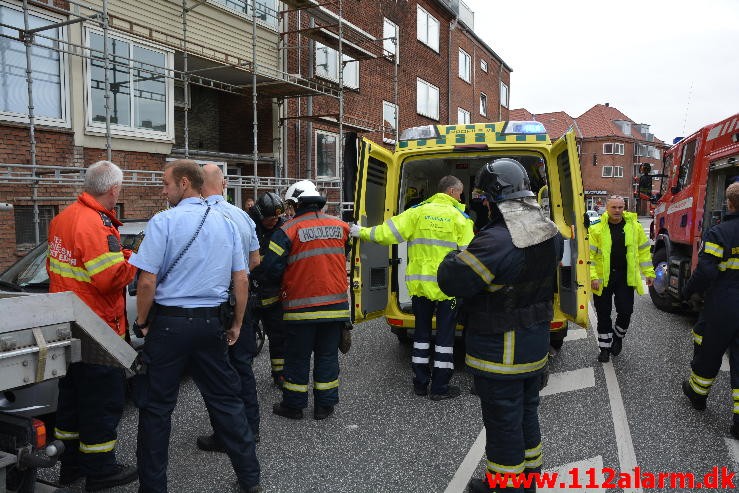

586,209,601,226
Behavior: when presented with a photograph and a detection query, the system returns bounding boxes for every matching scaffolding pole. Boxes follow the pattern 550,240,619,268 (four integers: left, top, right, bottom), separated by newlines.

182,0,190,158
21,0,39,245
252,0,258,202
101,0,112,161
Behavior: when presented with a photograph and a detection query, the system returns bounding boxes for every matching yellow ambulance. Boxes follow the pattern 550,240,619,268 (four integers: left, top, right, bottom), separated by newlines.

348,121,589,347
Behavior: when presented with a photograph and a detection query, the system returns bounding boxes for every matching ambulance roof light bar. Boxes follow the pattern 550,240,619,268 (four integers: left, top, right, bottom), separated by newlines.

502,121,547,135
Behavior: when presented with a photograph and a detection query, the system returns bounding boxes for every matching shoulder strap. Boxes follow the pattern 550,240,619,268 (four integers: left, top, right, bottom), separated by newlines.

159,206,211,284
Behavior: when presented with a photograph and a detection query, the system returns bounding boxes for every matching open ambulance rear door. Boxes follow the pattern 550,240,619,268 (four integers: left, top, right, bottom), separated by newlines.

549,130,590,328
349,138,396,322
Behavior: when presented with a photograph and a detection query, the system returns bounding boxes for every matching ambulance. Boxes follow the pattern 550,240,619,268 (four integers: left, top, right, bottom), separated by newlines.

347,121,590,346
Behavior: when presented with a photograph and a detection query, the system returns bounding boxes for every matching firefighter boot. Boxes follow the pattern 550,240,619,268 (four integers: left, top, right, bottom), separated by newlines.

597,349,610,363
85,463,138,492
467,476,493,493
272,402,303,420
681,380,707,411
58,465,83,486
730,423,739,440
313,405,335,420
610,336,623,356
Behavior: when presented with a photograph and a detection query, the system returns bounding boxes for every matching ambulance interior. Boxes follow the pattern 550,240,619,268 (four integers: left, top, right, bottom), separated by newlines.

395,153,550,312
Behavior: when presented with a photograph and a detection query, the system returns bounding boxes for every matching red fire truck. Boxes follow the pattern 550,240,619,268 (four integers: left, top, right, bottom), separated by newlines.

649,112,739,312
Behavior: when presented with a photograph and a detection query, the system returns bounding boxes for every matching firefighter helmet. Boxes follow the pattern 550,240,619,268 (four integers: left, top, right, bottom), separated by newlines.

285,180,321,204
252,192,285,221
474,158,535,203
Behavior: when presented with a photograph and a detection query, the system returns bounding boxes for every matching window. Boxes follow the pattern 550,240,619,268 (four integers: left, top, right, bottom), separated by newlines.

614,120,631,136
634,143,646,157
315,130,338,178
457,107,470,125
603,142,624,155
315,42,359,89
383,18,398,63
614,166,624,178
382,101,397,143
480,92,488,117
500,82,509,109
416,78,439,120
458,49,471,82
602,166,613,178
86,29,173,139
0,2,68,125
209,0,278,27
14,205,55,245
678,138,697,190
416,5,439,52
480,59,488,72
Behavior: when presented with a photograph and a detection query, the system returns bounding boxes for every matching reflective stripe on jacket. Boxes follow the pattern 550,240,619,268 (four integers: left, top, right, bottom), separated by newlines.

47,193,137,335
260,208,350,323
588,211,655,296
358,192,474,301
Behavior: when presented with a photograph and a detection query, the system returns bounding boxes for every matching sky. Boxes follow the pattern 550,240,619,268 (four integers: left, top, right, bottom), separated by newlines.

464,0,739,144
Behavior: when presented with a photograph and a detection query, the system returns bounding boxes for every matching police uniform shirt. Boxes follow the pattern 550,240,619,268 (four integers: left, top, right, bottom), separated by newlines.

130,197,245,308
205,194,259,268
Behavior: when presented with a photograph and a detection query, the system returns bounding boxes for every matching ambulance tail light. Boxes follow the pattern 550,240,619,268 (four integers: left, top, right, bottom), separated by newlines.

387,318,404,327
550,321,565,330
32,418,47,449
502,121,547,135
399,125,439,141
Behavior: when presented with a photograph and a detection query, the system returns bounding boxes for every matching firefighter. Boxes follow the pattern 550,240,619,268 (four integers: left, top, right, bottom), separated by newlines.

438,159,562,493
349,176,474,400
589,195,655,362
681,182,739,440
47,160,139,490
261,180,350,420
248,191,288,385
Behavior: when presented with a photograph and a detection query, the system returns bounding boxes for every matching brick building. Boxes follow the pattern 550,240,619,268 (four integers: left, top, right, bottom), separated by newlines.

0,0,508,270
511,103,669,214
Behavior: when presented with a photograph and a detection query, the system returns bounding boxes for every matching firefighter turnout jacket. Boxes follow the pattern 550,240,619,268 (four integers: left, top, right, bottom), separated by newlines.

260,206,350,323
438,217,563,379
358,192,474,301
248,211,285,308
589,211,655,296
47,192,137,335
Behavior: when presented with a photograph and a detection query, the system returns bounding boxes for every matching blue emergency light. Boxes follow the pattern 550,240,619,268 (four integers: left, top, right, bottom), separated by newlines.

502,121,547,135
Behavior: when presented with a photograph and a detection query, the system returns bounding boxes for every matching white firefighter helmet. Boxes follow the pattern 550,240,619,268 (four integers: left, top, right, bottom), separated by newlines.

285,180,320,204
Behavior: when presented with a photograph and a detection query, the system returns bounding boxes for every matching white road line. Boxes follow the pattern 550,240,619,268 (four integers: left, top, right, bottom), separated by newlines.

539,456,605,492
444,428,486,493
564,328,588,342
725,438,739,470
541,367,595,397
589,302,643,493
720,353,729,372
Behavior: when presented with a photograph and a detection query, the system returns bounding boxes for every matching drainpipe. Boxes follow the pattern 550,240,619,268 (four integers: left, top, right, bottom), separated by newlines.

447,20,454,124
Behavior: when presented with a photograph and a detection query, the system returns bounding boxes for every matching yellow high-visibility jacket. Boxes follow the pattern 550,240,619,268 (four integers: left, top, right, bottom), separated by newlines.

359,192,474,301
589,211,655,296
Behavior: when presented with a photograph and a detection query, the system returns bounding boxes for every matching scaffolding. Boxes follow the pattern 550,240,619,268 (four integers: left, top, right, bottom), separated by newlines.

1,0,396,245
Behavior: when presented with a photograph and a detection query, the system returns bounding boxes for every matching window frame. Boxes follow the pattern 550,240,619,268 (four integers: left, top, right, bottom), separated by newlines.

14,204,56,245
614,166,624,178
499,82,509,109
479,92,488,117
0,0,70,127
315,42,359,90
315,129,339,179
383,17,399,63
416,78,439,120
602,166,614,178
458,48,471,83
206,0,279,29
416,5,439,52
382,100,398,143
457,107,470,125
84,27,175,141
480,59,488,72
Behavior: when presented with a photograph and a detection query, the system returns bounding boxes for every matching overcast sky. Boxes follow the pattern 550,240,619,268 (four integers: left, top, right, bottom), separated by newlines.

464,0,739,144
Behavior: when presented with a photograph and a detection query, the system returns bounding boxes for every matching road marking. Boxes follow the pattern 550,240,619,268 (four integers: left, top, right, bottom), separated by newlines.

726,438,739,469
564,328,588,342
541,367,595,397
589,302,643,493
539,456,606,492
444,427,486,493
720,353,729,372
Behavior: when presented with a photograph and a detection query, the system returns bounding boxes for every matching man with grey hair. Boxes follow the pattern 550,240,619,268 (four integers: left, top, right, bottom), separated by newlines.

350,175,473,400
47,160,139,490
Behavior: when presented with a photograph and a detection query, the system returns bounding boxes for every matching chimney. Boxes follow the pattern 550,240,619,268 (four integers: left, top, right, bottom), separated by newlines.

605,103,610,107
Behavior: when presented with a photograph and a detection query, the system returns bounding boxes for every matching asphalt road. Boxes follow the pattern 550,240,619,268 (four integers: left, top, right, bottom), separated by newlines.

41,222,739,492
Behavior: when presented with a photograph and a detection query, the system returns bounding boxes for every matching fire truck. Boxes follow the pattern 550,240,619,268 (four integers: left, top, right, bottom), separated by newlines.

345,121,590,347
649,112,739,312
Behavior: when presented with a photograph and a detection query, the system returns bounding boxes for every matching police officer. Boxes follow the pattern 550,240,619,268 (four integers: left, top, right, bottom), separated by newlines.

261,180,349,420
47,160,138,490
248,191,288,385
196,163,262,451
589,195,655,362
350,176,474,400
438,159,563,493
130,160,261,493
681,182,739,440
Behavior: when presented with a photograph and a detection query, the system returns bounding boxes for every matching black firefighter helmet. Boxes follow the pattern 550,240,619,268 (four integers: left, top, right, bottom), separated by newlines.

252,192,285,221
474,158,535,203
